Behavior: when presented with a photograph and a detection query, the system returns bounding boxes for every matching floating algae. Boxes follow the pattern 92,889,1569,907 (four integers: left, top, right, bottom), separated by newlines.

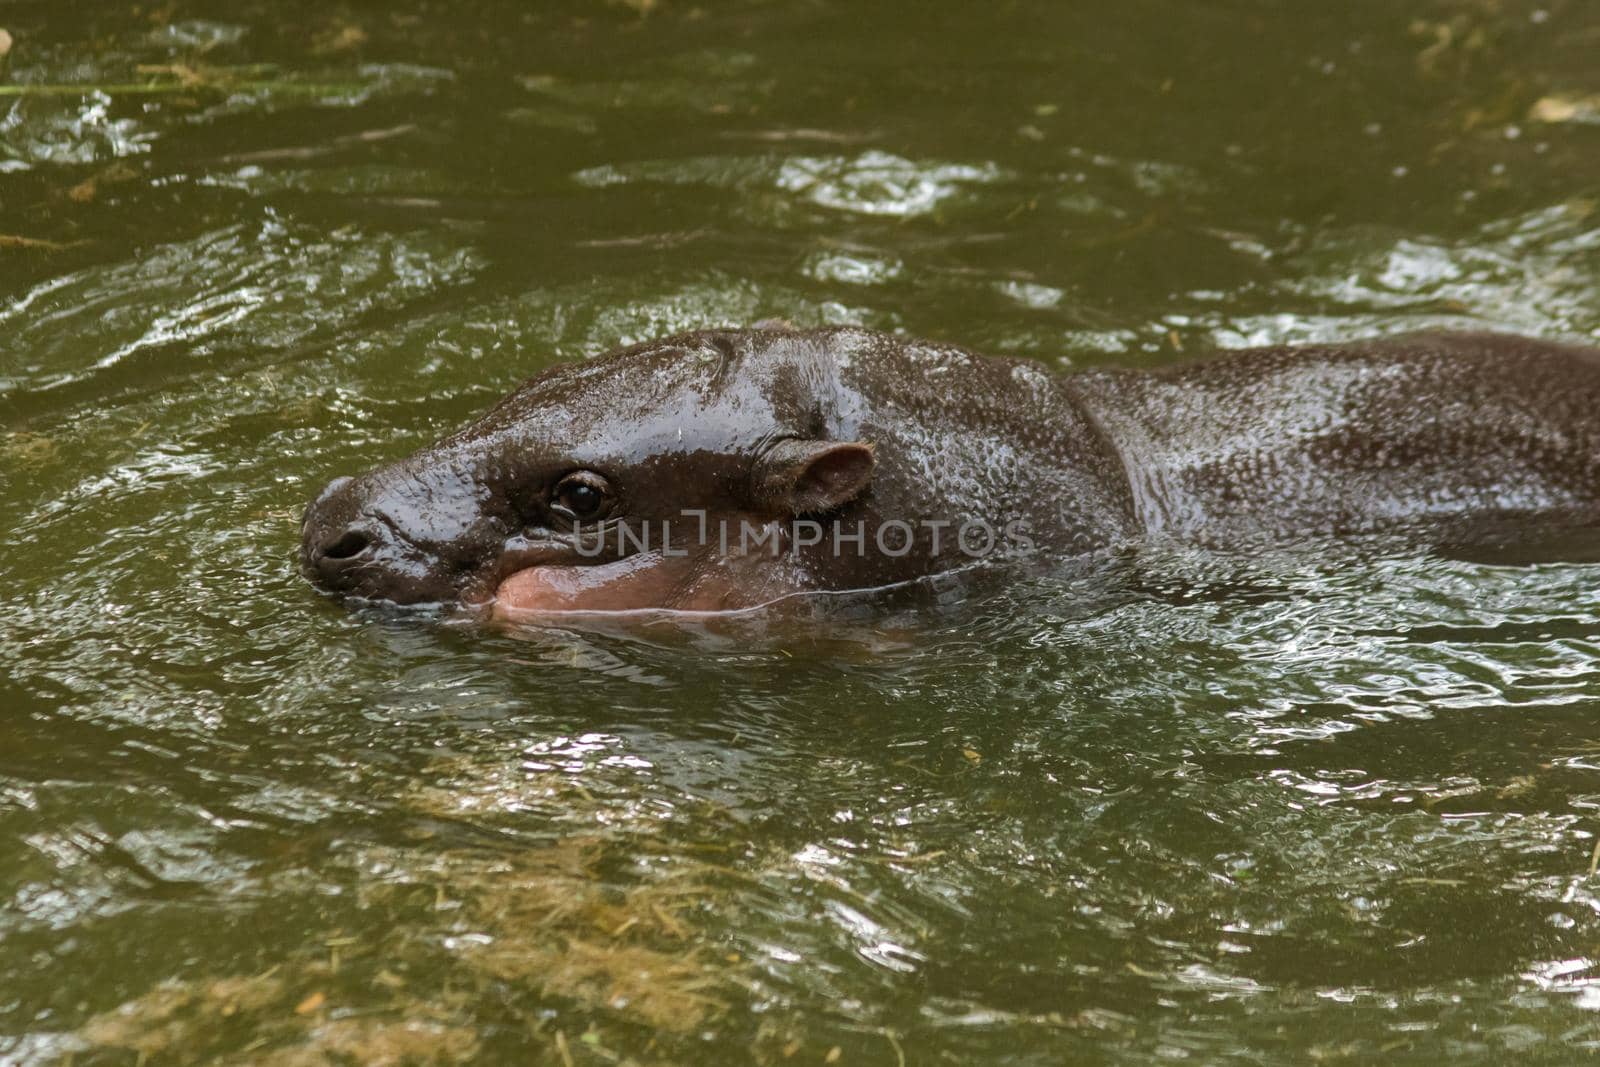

80,970,291,1062
441,839,734,1035
1,432,58,466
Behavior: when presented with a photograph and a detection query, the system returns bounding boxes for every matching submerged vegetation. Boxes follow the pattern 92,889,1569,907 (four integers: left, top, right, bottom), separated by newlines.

79,763,741,1064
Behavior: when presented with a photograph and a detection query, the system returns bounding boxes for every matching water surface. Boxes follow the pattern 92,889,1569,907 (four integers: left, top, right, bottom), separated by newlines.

5,1,1600,1063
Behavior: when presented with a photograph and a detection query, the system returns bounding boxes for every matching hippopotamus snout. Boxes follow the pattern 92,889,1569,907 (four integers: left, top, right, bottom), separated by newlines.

300,471,481,606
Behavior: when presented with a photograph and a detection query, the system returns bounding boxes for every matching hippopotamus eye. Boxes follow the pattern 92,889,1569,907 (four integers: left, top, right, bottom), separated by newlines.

551,471,611,522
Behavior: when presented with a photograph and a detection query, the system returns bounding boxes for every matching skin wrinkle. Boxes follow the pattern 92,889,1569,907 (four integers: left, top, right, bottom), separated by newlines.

301,326,1600,616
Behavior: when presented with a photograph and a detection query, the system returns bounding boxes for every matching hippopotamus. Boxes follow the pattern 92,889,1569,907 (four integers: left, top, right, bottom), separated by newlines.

300,326,1600,619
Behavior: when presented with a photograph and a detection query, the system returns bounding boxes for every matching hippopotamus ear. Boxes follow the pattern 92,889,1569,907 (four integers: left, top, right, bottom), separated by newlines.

756,439,876,515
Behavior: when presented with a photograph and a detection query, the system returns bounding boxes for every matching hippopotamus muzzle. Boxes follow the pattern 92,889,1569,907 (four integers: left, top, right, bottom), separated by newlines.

300,459,540,608
302,476,465,606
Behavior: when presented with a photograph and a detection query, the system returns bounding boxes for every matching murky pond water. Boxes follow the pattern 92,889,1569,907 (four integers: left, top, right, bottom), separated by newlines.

6,1,1600,1063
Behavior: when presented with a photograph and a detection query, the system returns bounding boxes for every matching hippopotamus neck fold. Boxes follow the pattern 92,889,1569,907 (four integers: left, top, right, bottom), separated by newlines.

819,328,1141,565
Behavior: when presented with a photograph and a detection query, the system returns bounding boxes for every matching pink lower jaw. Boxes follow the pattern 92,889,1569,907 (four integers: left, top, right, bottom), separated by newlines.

491,558,658,615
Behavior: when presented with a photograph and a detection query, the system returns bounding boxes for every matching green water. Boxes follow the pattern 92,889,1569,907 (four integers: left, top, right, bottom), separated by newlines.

5,1,1600,1063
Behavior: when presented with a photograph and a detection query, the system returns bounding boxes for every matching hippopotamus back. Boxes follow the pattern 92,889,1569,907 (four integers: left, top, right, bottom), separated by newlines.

1069,332,1600,545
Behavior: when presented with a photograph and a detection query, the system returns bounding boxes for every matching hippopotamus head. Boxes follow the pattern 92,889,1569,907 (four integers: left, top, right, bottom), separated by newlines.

301,326,1122,618
305,328,900,617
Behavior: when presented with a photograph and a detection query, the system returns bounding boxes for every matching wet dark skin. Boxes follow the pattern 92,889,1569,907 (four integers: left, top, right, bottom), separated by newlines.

301,327,1600,619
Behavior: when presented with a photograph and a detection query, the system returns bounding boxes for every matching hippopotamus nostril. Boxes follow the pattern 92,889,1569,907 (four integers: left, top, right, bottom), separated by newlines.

320,528,374,562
